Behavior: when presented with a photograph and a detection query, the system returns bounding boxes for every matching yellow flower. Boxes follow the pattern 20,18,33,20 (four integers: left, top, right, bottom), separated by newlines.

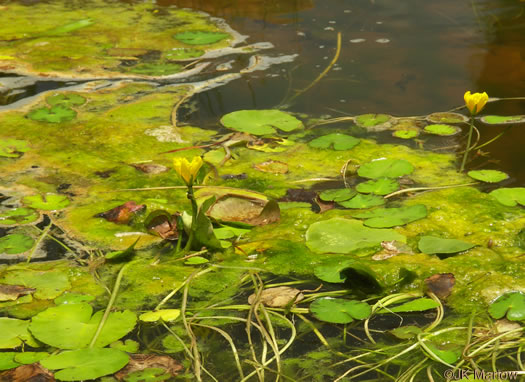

173,156,203,185
464,91,489,115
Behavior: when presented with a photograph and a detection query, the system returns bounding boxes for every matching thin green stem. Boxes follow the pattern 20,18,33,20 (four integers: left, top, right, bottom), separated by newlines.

183,183,198,252
27,222,52,263
460,116,475,172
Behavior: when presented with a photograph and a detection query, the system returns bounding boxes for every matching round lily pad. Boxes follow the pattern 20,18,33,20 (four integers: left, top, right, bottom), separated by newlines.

47,93,86,107
0,207,39,225
310,298,371,324
22,193,70,211
27,105,77,123
481,115,525,125
165,48,204,60
355,114,392,129
426,112,468,124
358,158,414,179
468,170,509,183
356,178,399,195
0,317,32,348
305,218,405,254
393,130,419,139
319,188,356,202
338,194,385,209
489,292,525,321
40,348,129,381
174,30,230,45
308,133,360,151
489,187,525,207
220,110,304,135
424,124,460,136
354,204,427,228
0,234,34,254
0,139,30,158
418,236,475,254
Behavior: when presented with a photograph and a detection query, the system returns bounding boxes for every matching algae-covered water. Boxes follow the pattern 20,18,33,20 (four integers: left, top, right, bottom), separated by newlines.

0,0,524,381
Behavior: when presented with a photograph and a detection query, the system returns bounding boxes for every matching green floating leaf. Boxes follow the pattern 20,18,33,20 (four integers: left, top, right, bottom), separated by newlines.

213,226,251,240
393,130,418,139
308,133,360,151
425,343,461,364
489,188,525,207
29,303,137,349
47,93,86,107
481,115,525,125
389,325,422,340
380,298,439,313
27,105,76,123
318,188,356,202
124,368,172,382
418,236,475,254
2,268,70,300
354,205,427,228
184,256,209,265
0,317,31,348
468,170,508,183
338,194,385,209
355,113,391,128
125,62,182,76
40,348,129,381
0,139,30,158
22,193,70,211
0,207,39,226
220,110,304,135
489,292,525,321
174,30,229,45
0,234,34,254
314,258,378,284
0,353,19,371
424,124,460,136
165,48,204,60
110,339,139,353
310,298,371,324
358,158,414,179
54,293,95,305
139,309,181,323
14,352,49,364
306,218,405,254
426,112,468,124
356,178,399,195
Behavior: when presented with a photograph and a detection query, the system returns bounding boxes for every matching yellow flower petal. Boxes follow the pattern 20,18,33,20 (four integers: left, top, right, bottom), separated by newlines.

464,91,488,115
173,156,203,185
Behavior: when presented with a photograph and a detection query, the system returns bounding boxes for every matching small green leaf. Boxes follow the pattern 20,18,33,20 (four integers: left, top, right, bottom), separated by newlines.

489,188,525,207
481,115,525,125
354,205,427,228
310,298,371,324
425,343,461,364
468,170,509,183
489,292,525,321
319,188,356,202
356,178,399,195
389,325,422,339
40,348,129,381
0,207,39,225
380,297,440,313
0,234,35,254
338,194,385,209
308,133,360,151
14,352,49,364
27,105,77,123
47,93,86,107
0,353,19,371
358,158,414,179
393,130,418,139
139,309,181,322
110,339,140,353
355,113,391,128
184,256,209,265
0,139,30,158
426,112,468,124
220,110,303,135
0,317,31,348
174,30,230,45
424,124,460,136
418,236,475,254
22,193,70,211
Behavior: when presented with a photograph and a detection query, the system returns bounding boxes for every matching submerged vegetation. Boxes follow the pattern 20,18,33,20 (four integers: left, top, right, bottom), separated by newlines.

0,1,525,381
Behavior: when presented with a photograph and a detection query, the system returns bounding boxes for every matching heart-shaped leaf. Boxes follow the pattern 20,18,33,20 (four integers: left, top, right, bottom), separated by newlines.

27,105,76,123
22,193,70,211
356,178,400,195
489,188,525,207
468,170,508,183
220,110,303,135
0,318,33,348
355,114,391,128
0,207,39,226
310,298,371,324
489,292,525,321
139,309,181,323
338,193,385,209
47,93,86,107
308,133,360,150
318,188,356,202
418,236,475,254
358,158,414,179
0,234,34,255
354,204,427,228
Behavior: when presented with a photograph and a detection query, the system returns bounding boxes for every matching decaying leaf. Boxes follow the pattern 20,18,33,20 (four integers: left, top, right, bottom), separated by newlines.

144,210,179,240
130,163,168,174
314,196,334,213
114,353,183,381
248,286,304,308
372,240,413,260
0,363,55,382
96,201,146,224
0,284,36,302
425,273,455,300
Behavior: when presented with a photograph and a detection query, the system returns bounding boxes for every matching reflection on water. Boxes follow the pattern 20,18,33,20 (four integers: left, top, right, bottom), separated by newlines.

165,0,525,184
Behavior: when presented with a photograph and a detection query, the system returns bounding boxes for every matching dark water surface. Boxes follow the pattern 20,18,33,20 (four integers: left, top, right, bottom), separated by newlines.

163,0,525,184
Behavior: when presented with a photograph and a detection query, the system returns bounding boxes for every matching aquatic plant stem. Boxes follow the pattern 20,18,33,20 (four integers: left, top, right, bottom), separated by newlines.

460,116,475,172
183,183,198,252
27,221,52,263
384,182,477,199
470,125,512,151
89,262,131,348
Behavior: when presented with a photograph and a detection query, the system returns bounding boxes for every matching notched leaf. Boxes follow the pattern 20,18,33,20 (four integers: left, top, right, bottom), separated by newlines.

96,201,146,224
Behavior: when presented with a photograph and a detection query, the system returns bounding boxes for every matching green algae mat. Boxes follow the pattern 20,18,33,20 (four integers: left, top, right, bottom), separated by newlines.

1,2,525,382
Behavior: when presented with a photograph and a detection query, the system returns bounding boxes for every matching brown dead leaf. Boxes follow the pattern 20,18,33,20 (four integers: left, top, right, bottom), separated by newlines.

114,354,183,381
145,212,179,240
0,364,55,382
130,163,168,174
248,286,304,308
314,196,334,213
96,201,146,224
0,284,36,302
207,196,280,226
425,273,455,300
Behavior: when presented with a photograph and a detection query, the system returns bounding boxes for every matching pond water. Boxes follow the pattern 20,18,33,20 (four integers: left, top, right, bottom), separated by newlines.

0,0,524,381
